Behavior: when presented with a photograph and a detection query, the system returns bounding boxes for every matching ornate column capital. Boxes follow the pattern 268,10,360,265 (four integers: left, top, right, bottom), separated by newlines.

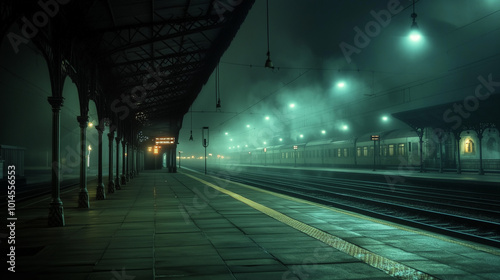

95,123,104,134
47,96,64,111
77,115,88,128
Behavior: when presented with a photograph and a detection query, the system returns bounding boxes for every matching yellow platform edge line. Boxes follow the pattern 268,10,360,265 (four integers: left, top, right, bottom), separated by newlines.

196,171,500,256
184,173,439,280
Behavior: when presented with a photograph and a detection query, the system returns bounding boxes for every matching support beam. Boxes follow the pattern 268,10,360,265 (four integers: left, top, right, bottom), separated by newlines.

477,132,484,175
47,96,65,227
127,142,131,180
77,116,90,208
107,130,115,194
453,131,462,174
115,137,122,189
121,140,127,185
96,124,106,200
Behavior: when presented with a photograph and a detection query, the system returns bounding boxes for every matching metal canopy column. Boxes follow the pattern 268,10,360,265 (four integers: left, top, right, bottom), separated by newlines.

77,116,90,208
127,140,131,180
453,130,462,174
47,96,65,227
115,136,122,190
107,129,115,194
415,128,425,173
96,123,106,200
121,140,127,185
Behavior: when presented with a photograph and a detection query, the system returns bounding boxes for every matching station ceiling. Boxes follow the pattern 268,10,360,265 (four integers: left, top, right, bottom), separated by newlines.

2,0,255,139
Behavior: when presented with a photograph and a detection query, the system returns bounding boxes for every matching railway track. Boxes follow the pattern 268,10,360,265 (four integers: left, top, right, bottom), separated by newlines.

198,167,500,248
0,178,83,207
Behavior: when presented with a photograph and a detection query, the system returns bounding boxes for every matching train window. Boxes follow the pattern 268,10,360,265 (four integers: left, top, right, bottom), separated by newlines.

381,145,387,156
464,138,474,153
398,143,405,156
282,152,285,159
388,144,395,156
338,148,342,157
343,148,349,157
356,147,361,157
363,147,368,157
370,146,374,157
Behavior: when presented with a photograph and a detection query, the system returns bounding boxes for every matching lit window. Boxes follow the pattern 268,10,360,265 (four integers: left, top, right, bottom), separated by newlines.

398,143,405,156
363,147,368,157
388,144,395,156
465,139,474,153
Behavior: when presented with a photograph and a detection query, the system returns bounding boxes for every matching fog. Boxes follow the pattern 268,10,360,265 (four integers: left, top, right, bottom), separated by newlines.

177,0,500,159
1,0,500,174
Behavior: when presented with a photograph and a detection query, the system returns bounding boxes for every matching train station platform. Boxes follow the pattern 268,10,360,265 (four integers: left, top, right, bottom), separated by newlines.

3,169,500,279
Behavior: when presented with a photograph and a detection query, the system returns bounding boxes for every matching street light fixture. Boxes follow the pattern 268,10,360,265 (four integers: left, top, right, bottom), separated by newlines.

202,127,209,174
409,0,422,42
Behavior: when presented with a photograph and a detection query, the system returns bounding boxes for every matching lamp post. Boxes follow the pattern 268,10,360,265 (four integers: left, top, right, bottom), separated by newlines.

293,145,298,167
371,135,380,171
202,127,209,175
264,147,267,166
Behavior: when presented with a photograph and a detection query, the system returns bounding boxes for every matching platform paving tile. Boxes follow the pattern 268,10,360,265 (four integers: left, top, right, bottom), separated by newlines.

217,247,276,260
279,262,395,280
93,256,153,271
226,258,288,273
155,244,220,258
266,247,361,265
101,247,154,259
155,232,213,247
206,235,259,248
155,265,230,278
10,170,500,279
87,269,154,280
400,261,476,278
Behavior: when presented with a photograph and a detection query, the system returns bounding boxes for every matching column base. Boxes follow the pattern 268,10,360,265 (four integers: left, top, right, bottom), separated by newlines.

96,183,106,200
121,175,127,185
126,173,130,182
107,180,115,194
78,189,90,208
115,178,121,190
48,201,65,227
